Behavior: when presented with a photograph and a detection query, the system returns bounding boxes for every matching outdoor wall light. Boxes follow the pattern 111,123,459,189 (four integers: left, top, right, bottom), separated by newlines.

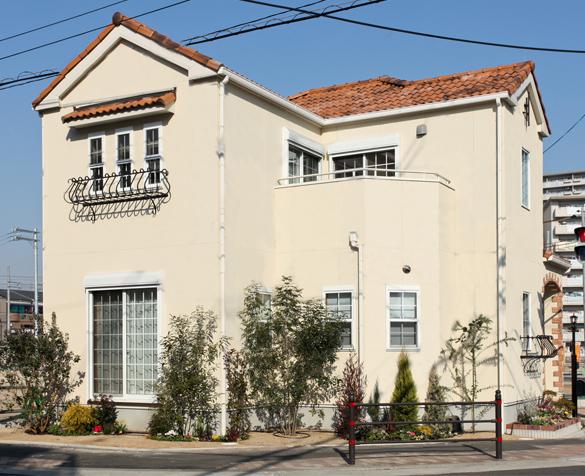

402,265,411,274
416,124,427,137
349,231,359,250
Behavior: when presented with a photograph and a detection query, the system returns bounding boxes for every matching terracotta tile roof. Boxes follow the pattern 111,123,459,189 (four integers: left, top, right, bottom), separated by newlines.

32,12,221,108
289,61,538,118
62,90,176,123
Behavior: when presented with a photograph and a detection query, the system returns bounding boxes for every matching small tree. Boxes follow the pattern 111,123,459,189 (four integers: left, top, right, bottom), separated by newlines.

423,365,448,436
0,313,84,433
240,277,343,436
439,314,514,431
334,353,366,437
149,308,224,438
366,380,382,424
390,351,418,428
224,348,250,441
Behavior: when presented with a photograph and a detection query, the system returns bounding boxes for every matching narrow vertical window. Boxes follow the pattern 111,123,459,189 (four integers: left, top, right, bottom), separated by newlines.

89,135,104,193
145,126,161,185
522,292,531,352
325,291,353,349
388,290,418,349
116,130,132,189
521,149,530,208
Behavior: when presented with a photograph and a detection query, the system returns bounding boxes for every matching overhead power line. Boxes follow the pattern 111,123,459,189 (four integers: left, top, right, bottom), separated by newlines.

185,0,385,45
0,0,128,43
0,0,194,63
544,113,585,153
242,0,585,54
0,70,59,87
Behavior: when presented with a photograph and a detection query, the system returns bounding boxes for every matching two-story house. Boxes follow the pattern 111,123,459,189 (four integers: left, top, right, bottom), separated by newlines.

33,12,555,431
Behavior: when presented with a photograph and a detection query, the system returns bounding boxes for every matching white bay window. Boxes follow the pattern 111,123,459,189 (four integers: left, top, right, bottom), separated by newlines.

91,288,158,398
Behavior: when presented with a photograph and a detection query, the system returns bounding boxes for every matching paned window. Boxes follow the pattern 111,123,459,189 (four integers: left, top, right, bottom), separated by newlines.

521,149,530,208
522,292,531,352
89,135,104,192
288,144,321,183
91,288,158,398
388,290,418,348
145,126,161,185
116,131,132,189
333,148,396,179
325,291,353,349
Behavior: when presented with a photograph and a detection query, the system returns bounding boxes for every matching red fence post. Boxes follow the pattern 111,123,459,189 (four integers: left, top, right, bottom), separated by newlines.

348,392,356,465
495,390,503,460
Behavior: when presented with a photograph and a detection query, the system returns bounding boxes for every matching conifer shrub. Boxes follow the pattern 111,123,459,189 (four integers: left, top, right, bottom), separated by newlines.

389,351,418,430
423,365,450,437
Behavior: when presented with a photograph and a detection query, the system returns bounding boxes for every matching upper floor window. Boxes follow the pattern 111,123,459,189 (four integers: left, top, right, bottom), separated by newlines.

521,149,530,208
388,288,419,349
522,292,531,352
116,128,132,189
288,144,321,184
145,124,162,185
332,148,395,179
88,133,104,193
325,290,353,349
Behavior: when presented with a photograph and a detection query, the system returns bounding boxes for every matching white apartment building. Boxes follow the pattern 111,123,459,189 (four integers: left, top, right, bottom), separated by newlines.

33,12,557,431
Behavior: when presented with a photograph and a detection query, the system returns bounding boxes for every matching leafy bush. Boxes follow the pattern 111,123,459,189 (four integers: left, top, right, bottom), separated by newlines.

93,394,118,434
0,313,84,433
423,365,449,436
240,277,343,436
224,348,250,441
60,403,96,435
334,353,366,437
366,381,382,424
390,352,418,430
149,309,223,439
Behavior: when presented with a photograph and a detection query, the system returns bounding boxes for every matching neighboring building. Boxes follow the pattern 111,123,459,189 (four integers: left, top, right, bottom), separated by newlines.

33,12,554,431
0,289,43,335
543,171,585,394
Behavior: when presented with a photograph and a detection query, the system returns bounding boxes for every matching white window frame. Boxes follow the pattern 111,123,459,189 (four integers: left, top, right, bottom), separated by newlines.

288,142,323,184
144,121,163,187
386,285,420,351
323,286,355,351
521,148,531,210
86,285,161,403
330,146,399,179
88,131,105,195
522,291,532,352
115,127,133,190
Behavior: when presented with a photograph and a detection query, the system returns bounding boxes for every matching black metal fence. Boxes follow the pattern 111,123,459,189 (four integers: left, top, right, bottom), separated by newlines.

346,390,503,465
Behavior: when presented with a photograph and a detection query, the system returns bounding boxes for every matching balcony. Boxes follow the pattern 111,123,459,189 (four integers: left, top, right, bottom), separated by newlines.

555,206,583,219
563,312,584,324
555,223,578,236
563,275,583,288
564,293,583,306
65,168,171,221
277,167,452,187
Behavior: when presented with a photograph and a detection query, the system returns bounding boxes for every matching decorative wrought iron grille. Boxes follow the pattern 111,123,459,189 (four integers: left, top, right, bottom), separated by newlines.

520,335,559,374
65,168,171,222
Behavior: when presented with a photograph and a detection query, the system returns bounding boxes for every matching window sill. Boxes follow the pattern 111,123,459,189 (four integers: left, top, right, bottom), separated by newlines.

521,204,531,211
386,347,420,352
337,347,355,352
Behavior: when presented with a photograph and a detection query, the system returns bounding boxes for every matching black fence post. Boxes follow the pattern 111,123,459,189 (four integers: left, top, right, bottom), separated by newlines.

495,390,503,460
348,392,356,465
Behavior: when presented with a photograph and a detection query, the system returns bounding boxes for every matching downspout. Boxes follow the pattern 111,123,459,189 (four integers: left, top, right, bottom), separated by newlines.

495,98,504,399
218,72,229,436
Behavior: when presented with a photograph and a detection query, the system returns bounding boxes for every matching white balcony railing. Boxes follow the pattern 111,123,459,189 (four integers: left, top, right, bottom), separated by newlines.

277,167,452,187
564,294,584,306
555,206,583,219
563,312,584,324
563,331,585,342
563,275,584,288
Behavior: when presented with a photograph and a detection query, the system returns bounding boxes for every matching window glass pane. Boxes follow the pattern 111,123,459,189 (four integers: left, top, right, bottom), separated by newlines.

326,291,353,348
90,137,102,165
288,145,301,183
389,292,401,307
147,158,161,185
340,322,352,348
366,149,396,176
522,150,529,207
403,292,417,308
93,291,123,396
119,163,131,188
333,155,363,178
126,288,158,395
117,133,130,161
390,323,402,346
303,151,320,182
389,291,418,347
146,128,159,156
91,166,104,192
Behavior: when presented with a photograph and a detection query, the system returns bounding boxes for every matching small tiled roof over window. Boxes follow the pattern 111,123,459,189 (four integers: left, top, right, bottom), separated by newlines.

62,90,176,123
289,61,537,118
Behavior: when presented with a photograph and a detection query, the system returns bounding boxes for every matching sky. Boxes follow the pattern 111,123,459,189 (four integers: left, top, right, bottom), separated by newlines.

0,0,584,282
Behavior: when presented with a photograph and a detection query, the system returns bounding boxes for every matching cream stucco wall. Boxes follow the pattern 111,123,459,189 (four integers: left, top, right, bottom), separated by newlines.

38,32,549,428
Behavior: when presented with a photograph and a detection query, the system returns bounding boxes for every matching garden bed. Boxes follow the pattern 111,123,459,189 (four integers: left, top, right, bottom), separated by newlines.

506,418,582,439
0,428,343,449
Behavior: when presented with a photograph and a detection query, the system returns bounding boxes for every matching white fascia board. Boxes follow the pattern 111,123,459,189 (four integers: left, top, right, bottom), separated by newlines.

328,134,399,156
84,271,163,288
35,26,212,110
507,74,550,137
65,105,173,129
220,67,324,125
62,87,175,109
322,92,509,127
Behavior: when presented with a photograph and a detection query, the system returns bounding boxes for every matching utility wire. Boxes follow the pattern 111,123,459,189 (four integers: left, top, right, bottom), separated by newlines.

183,0,328,43
185,0,385,45
0,70,59,87
242,0,585,54
544,113,585,153
0,0,194,62
0,73,60,91
0,0,128,43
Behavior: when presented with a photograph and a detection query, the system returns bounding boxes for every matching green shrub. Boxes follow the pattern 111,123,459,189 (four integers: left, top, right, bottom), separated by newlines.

60,403,95,435
224,348,250,441
93,394,118,434
390,351,418,429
